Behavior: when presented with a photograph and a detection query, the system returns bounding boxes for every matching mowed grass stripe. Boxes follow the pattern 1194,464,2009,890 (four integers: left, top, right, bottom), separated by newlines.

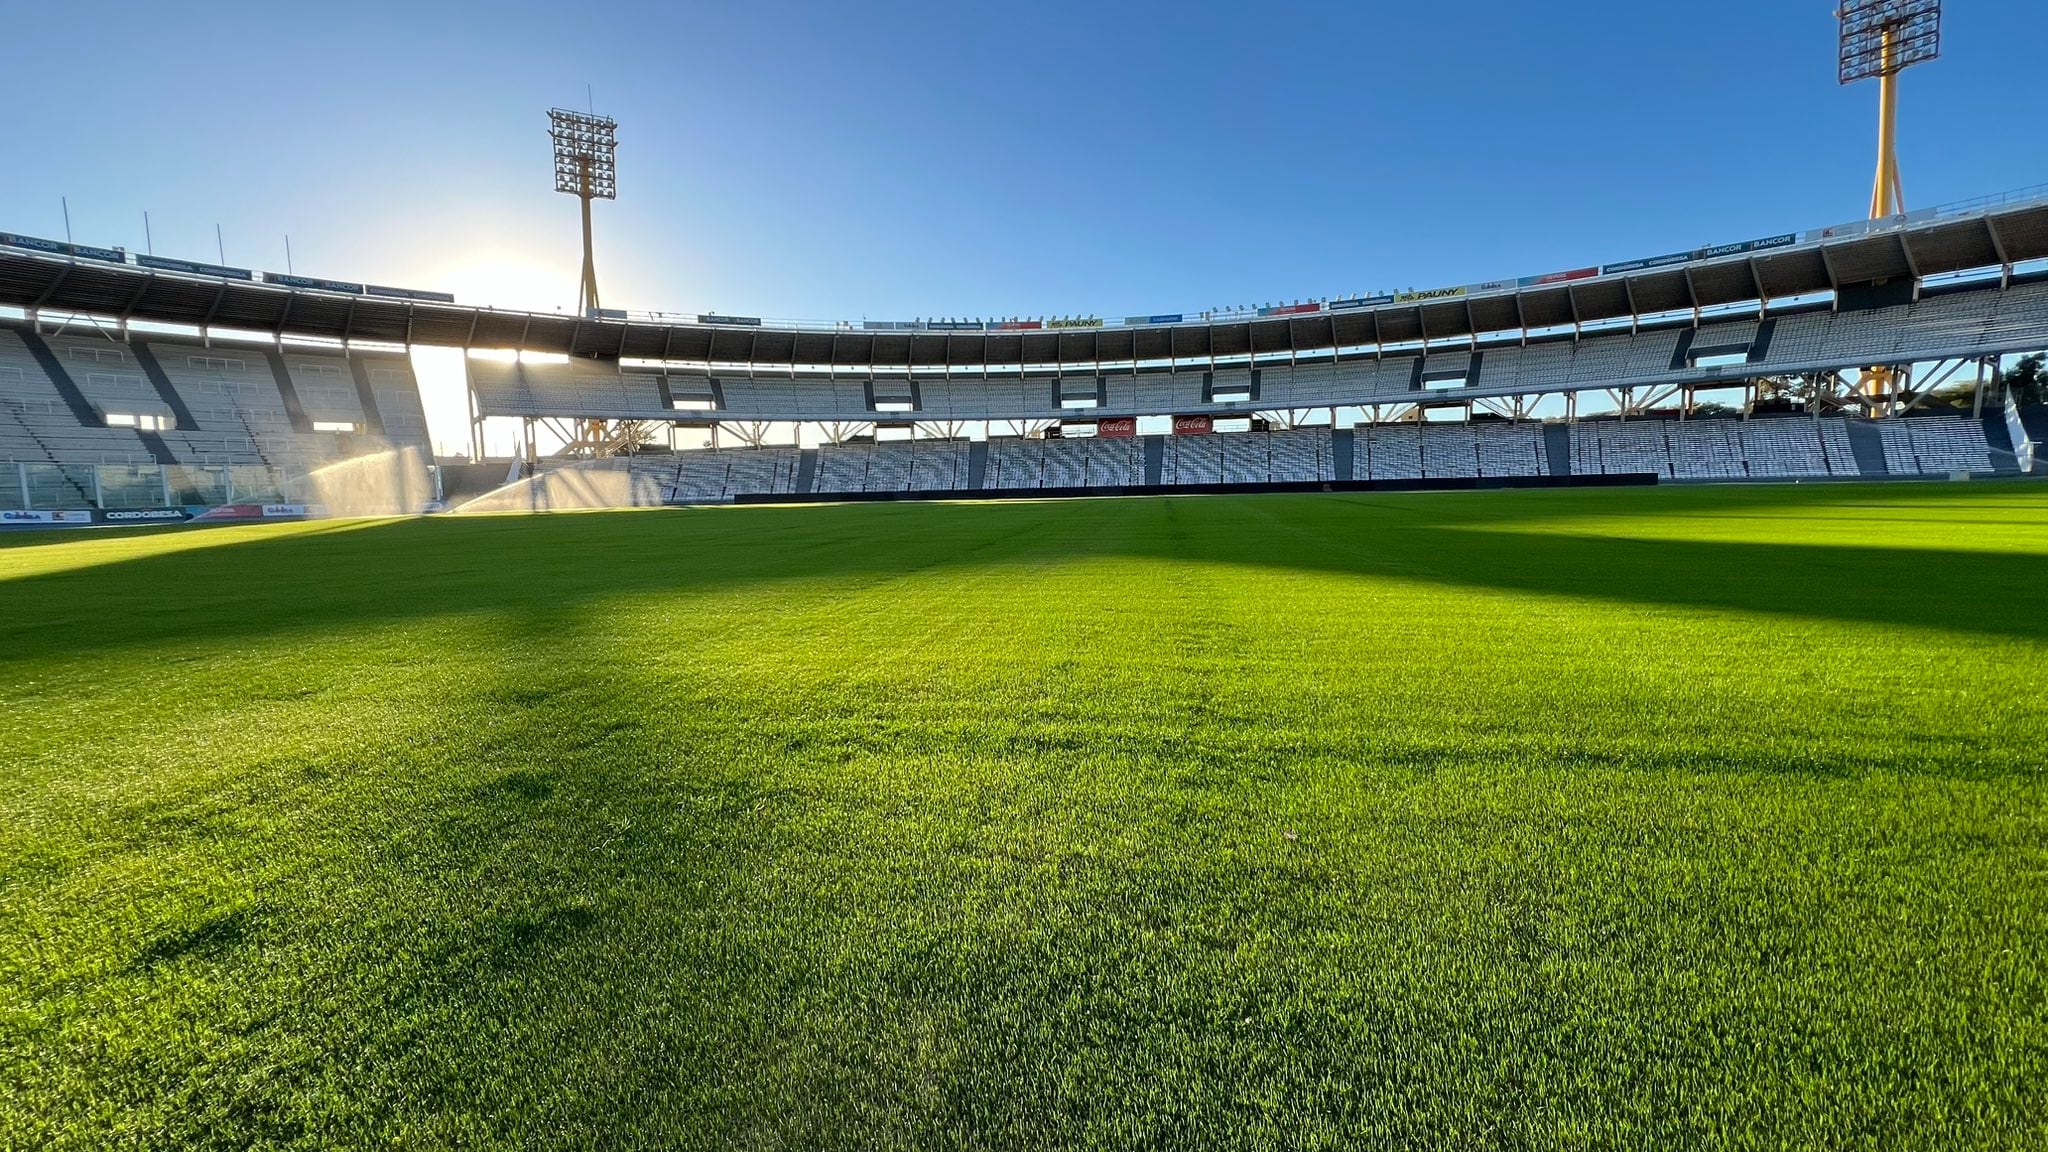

0,482,2044,1149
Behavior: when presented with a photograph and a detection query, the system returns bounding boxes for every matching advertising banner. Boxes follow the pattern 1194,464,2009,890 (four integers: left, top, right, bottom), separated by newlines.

1601,251,1693,275
364,284,456,303
1125,314,1183,325
920,321,982,331
863,320,912,331
1518,267,1599,288
2,508,188,527
697,313,763,326
986,320,1043,331
1172,414,1213,435
0,509,95,527
0,231,68,255
1694,233,1797,261
1466,280,1515,295
136,254,254,280
1257,303,1322,317
196,503,267,521
0,232,126,264
1096,416,1137,438
1329,295,1395,311
192,503,323,522
1048,317,1105,329
1394,286,1466,304
264,272,365,294
1803,220,1870,244
99,507,188,523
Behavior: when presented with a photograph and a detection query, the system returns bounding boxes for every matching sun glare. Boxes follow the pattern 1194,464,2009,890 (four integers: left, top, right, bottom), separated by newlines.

432,254,577,316
401,255,581,458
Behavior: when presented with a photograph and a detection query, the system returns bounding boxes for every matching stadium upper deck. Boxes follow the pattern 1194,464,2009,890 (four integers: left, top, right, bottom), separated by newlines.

4,188,2048,370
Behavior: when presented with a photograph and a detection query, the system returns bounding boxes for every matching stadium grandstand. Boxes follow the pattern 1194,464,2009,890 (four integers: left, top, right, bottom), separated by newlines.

4,185,2045,519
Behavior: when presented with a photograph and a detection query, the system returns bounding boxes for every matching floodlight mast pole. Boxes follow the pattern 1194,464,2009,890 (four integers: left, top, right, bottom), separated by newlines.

574,152,601,455
578,155,599,313
1870,29,1905,219
1862,28,1906,415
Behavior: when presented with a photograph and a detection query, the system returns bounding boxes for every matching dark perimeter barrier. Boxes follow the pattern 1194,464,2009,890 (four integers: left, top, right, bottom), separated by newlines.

735,473,1658,506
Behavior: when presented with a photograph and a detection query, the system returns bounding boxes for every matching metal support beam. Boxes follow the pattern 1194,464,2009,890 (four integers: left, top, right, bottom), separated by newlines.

1894,357,1966,416
29,265,74,311
1819,246,1844,305
199,282,230,329
1897,234,1923,301
1986,219,2014,289
119,273,157,325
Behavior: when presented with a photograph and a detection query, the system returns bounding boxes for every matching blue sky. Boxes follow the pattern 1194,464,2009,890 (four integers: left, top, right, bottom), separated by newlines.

4,0,2045,327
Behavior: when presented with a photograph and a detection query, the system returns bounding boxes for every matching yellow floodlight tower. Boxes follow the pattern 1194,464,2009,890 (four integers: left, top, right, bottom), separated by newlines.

1838,0,1941,221
549,108,618,314
1838,1,1940,414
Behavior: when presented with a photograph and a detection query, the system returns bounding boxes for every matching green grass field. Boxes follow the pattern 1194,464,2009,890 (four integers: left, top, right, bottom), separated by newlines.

3,482,2046,1149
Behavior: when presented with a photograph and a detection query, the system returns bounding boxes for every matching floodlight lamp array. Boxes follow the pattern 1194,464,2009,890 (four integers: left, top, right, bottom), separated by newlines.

549,108,618,200
1838,0,1941,84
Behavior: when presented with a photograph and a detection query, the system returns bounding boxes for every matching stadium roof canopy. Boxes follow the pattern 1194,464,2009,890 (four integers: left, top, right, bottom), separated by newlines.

5,194,2048,370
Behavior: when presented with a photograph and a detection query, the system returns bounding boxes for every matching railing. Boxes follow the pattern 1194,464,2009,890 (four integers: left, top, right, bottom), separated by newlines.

3,461,295,510
1929,183,2048,220
2,459,448,512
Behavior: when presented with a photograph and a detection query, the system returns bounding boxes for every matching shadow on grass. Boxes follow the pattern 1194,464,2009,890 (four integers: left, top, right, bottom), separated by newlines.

1,483,2044,667
133,906,264,970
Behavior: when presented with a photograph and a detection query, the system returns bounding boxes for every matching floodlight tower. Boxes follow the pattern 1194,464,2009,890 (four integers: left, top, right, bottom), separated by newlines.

549,108,618,313
1838,2,1940,416
1838,1,1941,220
